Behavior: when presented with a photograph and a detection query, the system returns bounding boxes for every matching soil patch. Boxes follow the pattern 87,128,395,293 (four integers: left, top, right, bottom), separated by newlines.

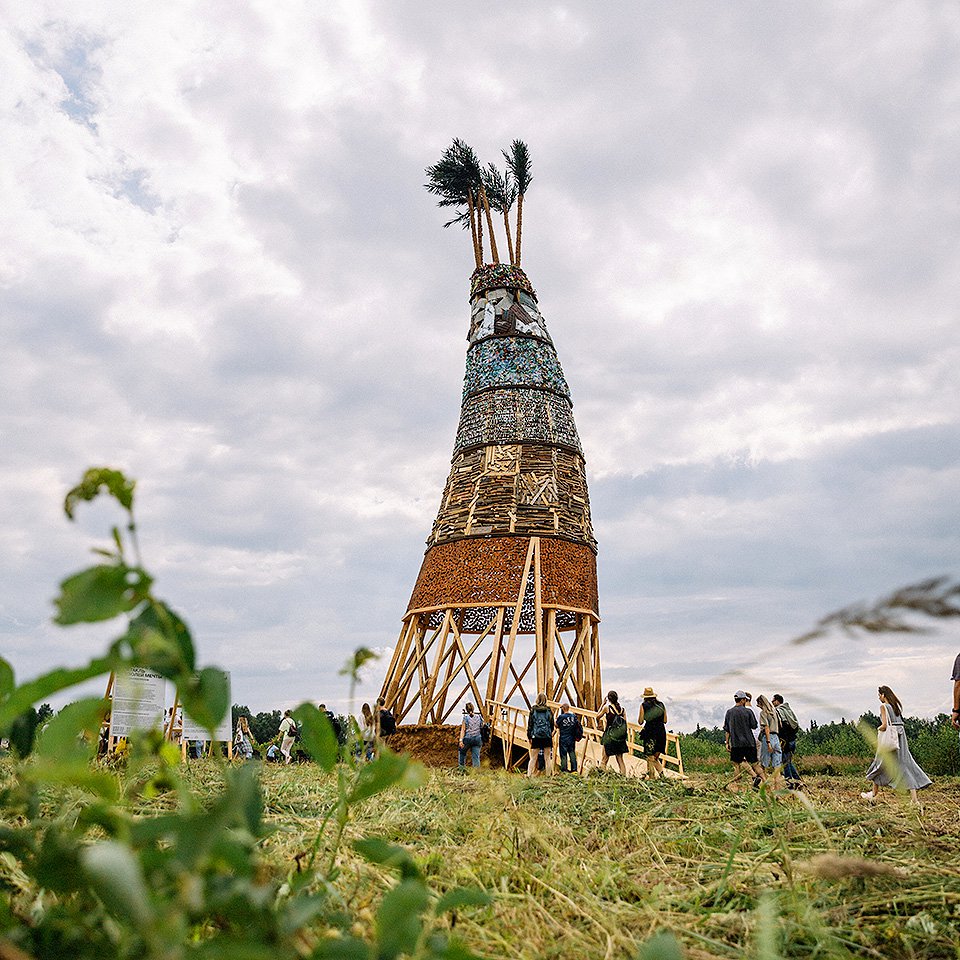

387,725,507,769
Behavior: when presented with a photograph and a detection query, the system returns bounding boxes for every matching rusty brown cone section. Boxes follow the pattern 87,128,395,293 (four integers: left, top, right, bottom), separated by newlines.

407,536,598,616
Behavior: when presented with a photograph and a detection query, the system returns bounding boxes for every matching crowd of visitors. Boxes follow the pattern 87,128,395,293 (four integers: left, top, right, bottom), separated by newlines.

211,651,958,806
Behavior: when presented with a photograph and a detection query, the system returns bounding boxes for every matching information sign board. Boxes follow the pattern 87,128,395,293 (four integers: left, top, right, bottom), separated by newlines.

109,667,166,738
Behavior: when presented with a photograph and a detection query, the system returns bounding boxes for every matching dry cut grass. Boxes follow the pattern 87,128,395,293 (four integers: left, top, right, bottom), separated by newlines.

178,762,960,960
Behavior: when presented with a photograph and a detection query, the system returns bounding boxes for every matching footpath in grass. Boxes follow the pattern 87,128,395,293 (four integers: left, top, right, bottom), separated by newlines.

231,762,960,960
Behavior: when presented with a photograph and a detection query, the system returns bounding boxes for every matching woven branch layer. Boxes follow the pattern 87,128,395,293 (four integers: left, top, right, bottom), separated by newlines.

407,535,599,616
428,442,595,548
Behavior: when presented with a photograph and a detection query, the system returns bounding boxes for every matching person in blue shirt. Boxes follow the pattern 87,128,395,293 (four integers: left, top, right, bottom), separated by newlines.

555,703,583,773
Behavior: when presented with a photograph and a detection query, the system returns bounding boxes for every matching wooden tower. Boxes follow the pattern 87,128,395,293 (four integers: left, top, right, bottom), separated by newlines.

380,262,602,723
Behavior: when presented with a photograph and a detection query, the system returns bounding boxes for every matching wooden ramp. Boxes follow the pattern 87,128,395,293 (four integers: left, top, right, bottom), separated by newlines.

487,698,684,779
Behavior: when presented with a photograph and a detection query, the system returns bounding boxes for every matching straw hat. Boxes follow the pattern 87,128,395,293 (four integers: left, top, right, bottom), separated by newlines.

643,686,656,698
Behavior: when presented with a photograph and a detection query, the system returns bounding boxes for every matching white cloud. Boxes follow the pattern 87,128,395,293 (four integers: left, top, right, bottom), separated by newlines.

1,2,958,725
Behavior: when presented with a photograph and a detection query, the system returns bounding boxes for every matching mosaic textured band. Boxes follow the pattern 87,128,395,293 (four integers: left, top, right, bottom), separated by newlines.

469,287,551,345
407,536,599,617
463,336,570,402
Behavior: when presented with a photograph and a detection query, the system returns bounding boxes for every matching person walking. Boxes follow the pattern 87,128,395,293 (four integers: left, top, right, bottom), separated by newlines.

458,702,484,769
951,653,960,732
377,697,397,748
756,695,783,788
360,703,378,761
234,715,254,760
598,690,629,775
723,691,764,790
638,687,667,779
555,703,583,773
861,685,932,805
278,710,297,765
527,693,555,776
772,694,803,788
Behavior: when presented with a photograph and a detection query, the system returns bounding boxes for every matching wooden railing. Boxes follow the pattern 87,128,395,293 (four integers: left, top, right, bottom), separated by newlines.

485,698,684,778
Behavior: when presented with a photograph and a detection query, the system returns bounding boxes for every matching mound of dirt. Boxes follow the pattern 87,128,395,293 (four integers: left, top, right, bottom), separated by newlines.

387,724,506,769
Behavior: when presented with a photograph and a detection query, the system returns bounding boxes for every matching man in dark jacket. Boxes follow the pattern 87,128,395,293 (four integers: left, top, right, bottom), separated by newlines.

723,691,765,790
555,703,583,773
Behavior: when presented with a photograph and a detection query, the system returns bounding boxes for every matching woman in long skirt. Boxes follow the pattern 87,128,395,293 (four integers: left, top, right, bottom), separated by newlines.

861,685,932,804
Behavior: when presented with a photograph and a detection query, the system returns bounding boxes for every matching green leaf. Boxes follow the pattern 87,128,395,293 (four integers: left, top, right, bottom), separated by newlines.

0,658,14,698
80,840,155,928
179,667,229,733
354,837,422,880
375,878,430,960
292,703,338,772
278,892,329,936
636,931,684,960
121,601,195,677
338,646,378,682
346,750,410,804
53,564,152,624
434,887,491,916
0,653,117,733
35,697,106,764
64,467,136,519
312,936,372,959
34,827,86,894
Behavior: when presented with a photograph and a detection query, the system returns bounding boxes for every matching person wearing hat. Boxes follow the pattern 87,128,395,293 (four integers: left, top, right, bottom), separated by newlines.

723,691,764,790
638,686,668,779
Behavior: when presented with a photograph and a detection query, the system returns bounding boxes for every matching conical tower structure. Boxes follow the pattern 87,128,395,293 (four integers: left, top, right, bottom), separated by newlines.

380,262,602,724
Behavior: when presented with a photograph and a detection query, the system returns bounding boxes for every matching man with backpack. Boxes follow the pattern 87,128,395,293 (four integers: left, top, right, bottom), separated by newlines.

772,694,803,789
555,703,583,773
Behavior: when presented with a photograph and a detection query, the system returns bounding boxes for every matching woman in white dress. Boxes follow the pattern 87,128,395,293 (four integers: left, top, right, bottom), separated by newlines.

861,685,932,804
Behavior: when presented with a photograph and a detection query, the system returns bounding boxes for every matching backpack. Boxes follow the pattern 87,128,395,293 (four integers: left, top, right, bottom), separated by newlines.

480,720,490,744
776,707,798,741
573,717,584,742
291,720,301,742
379,709,396,736
530,708,553,741
601,710,627,746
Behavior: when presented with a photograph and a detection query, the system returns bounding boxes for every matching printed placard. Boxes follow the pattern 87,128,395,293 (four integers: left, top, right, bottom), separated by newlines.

109,667,166,738
180,670,232,742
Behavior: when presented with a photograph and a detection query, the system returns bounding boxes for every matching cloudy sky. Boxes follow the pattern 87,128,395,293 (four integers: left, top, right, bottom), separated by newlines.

3,2,958,729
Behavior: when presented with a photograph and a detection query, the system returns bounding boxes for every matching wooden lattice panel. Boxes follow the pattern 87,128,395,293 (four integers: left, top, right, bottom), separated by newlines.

407,535,599,616
427,443,595,548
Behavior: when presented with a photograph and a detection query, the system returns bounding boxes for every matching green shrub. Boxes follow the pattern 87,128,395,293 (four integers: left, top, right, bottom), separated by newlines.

0,468,489,959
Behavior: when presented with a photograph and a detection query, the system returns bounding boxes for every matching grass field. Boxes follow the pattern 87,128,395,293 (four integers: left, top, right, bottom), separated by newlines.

175,759,960,959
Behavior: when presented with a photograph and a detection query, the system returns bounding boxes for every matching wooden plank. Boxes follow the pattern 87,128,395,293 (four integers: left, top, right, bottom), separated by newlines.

439,651,492,723
419,610,453,723
422,626,489,720
393,622,441,723
533,538,544,694
494,538,536,704
544,608,556,699
382,617,417,708
484,607,507,711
